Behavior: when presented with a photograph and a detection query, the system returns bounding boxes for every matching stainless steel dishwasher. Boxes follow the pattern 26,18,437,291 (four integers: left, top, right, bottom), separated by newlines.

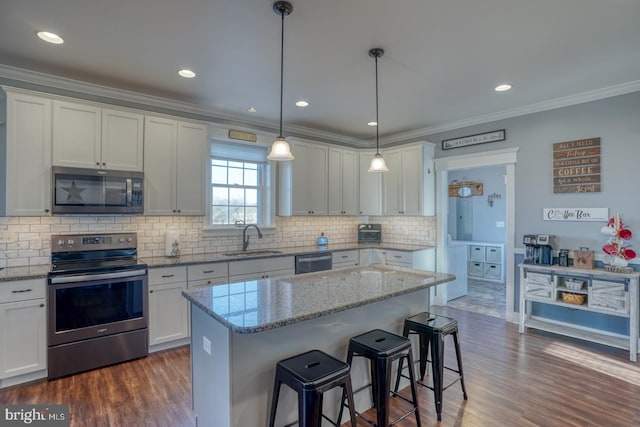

295,253,333,274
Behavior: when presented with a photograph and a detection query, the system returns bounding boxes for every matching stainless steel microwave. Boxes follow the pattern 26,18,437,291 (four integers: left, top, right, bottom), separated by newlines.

52,166,144,214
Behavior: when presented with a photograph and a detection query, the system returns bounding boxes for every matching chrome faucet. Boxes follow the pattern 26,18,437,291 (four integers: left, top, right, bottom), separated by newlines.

242,224,263,251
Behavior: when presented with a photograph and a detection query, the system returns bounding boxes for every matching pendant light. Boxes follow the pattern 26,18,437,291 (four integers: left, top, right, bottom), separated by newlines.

368,48,389,172
267,1,295,161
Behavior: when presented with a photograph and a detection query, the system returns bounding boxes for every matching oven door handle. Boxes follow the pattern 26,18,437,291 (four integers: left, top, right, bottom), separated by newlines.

49,269,147,284
296,255,333,263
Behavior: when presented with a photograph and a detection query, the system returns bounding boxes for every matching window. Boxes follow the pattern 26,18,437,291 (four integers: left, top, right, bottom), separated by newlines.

208,141,272,228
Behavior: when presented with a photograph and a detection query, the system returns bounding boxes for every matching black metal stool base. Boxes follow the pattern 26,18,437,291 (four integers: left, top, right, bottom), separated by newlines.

339,329,422,427
269,349,357,427
394,312,468,421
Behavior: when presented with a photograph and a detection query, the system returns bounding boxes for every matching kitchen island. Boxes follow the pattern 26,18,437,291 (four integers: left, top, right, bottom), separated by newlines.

183,265,454,427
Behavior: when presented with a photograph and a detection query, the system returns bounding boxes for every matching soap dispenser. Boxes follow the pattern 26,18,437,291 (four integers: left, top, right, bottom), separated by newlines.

317,232,328,246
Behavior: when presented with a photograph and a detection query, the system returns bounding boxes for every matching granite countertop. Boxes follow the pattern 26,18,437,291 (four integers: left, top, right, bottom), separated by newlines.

183,265,454,334
144,242,434,268
0,242,434,282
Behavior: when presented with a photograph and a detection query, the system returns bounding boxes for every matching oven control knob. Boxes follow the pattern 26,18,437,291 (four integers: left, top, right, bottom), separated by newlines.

119,238,125,243
67,239,75,246
127,237,132,243
57,239,65,247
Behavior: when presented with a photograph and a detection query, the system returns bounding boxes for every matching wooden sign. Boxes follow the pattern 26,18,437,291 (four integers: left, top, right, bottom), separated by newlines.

228,129,257,142
442,129,505,150
543,208,609,221
552,138,601,193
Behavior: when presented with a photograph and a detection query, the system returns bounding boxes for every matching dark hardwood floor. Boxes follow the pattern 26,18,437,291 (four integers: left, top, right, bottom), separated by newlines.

3,307,640,426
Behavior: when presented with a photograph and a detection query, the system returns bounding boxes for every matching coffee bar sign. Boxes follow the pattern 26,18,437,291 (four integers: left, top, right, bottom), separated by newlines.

543,208,609,222
553,137,601,193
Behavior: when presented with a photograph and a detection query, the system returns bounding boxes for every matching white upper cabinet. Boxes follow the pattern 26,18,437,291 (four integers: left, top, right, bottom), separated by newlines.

144,116,207,216
358,151,382,216
328,147,359,215
2,88,52,216
382,142,435,216
52,100,144,171
278,139,328,216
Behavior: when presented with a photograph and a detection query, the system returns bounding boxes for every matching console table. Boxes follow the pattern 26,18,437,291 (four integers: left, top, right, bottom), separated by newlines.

519,264,640,361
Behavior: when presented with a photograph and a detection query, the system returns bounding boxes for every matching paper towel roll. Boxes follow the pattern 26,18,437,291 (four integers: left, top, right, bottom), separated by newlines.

165,230,181,257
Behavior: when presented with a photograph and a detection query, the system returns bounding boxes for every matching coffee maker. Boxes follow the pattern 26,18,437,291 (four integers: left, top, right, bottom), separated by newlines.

523,234,555,265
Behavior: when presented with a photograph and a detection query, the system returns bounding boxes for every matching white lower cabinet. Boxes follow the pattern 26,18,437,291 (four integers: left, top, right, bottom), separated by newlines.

332,250,359,269
228,257,295,282
0,279,47,386
359,248,435,271
148,266,189,350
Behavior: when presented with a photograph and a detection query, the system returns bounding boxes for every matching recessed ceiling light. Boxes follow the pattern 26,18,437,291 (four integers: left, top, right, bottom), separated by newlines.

247,107,257,113
178,69,196,78
367,121,377,127
36,31,64,44
495,84,512,92
295,100,309,107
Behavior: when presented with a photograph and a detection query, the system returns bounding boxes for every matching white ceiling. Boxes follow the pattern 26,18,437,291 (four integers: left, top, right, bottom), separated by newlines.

1,0,639,144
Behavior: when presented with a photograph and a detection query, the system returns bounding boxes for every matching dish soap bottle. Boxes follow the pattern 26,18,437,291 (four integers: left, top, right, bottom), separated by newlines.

317,232,328,246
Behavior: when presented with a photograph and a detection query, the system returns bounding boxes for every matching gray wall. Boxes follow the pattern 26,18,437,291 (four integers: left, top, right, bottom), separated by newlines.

427,91,640,255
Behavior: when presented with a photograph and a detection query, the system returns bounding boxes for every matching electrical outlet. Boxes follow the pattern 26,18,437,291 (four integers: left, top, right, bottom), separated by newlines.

203,336,211,355
496,221,505,228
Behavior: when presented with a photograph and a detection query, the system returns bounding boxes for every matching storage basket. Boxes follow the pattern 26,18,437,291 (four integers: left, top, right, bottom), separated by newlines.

564,279,585,291
562,292,586,305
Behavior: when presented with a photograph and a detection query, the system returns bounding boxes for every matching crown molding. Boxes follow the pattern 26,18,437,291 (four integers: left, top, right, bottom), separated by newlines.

0,64,368,147
383,80,640,145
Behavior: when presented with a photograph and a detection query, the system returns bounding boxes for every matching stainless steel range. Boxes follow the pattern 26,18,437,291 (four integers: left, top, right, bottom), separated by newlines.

47,232,148,379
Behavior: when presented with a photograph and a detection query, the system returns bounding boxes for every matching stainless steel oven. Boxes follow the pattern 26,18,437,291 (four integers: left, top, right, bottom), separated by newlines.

47,233,148,379
358,224,382,244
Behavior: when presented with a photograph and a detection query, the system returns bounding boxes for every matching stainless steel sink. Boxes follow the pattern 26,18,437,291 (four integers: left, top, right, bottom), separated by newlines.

222,250,284,257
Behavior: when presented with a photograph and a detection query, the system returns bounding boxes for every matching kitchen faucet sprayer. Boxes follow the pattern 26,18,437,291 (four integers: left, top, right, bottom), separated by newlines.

242,224,263,251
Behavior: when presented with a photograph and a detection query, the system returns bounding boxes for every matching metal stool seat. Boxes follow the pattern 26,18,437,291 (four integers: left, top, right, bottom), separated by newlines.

269,349,357,427
339,329,421,427
394,312,467,421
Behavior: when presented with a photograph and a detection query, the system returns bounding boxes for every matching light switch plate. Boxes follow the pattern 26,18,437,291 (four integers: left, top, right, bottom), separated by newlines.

496,221,505,228
203,336,211,355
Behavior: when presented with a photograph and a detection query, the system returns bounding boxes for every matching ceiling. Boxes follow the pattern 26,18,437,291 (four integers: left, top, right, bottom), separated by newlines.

1,0,639,144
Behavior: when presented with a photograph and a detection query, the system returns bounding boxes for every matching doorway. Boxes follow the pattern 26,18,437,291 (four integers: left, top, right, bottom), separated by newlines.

433,148,519,322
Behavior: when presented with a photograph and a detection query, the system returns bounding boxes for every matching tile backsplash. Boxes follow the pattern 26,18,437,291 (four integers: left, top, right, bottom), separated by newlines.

0,215,437,267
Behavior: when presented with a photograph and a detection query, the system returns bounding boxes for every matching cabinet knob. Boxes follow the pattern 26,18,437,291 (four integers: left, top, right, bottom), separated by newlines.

40,303,45,308
96,162,100,166
102,162,106,166
149,290,154,294
177,210,181,213
44,208,50,213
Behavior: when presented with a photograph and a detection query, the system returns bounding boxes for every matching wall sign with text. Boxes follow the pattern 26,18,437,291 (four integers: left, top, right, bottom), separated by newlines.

442,129,505,150
553,137,601,193
543,208,609,221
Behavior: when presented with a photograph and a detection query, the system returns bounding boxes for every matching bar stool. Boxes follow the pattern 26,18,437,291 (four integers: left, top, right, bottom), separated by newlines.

394,312,467,421
339,329,421,427
268,349,357,427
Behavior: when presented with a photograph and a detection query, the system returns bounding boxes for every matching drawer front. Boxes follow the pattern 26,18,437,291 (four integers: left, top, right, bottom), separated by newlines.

589,279,629,314
0,279,46,303
187,263,229,282
468,261,484,277
469,245,485,261
485,246,502,263
188,278,228,289
228,256,295,276
484,263,502,280
149,266,187,285
332,250,358,264
385,250,411,266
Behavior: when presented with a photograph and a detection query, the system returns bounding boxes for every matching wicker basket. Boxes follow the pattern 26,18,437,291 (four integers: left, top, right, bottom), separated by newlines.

562,292,586,305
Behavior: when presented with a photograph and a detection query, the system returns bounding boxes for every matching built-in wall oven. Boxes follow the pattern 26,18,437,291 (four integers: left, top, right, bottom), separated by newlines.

47,233,148,379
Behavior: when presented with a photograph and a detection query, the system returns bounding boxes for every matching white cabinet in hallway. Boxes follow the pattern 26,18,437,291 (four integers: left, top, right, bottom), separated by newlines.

0,279,47,386
52,100,144,171
467,243,504,282
2,88,52,216
148,266,189,350
144,116,207,215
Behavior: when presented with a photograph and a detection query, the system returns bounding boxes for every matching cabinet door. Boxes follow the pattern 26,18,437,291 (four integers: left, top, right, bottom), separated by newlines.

341,149,359,215
382,148,402,215
358,151,382,215
307,145,328,215
422,143,435,216
588,279,629,314
0,299,47,379
144,116,178,215
524,271,554,300
176,121,207,215
400,144,423,215
52,100,102,168
101,108,144,171
5,91,52,216
148,282,189,346
290,140,311,215
328,147,344,215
